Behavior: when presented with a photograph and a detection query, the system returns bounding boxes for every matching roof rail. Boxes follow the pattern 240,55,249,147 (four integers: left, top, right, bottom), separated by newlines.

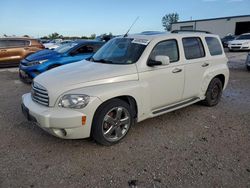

171,30,212,34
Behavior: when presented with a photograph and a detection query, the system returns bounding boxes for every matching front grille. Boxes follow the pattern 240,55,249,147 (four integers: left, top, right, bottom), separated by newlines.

31,82,49,106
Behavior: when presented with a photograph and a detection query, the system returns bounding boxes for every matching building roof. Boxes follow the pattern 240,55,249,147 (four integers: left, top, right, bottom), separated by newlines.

173,15,250,24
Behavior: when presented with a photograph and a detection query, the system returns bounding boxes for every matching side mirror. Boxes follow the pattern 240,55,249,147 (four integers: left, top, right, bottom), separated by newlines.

147,55,170,67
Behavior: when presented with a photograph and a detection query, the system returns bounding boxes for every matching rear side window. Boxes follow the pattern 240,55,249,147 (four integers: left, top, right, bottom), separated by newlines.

182,37,205,60
150,40,179,63
205,37,223,56
0,40,30,48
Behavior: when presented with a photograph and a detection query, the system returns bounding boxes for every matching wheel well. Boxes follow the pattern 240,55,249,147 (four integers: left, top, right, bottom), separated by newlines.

99,96,138,120
116,96,138,119
214,74,225,88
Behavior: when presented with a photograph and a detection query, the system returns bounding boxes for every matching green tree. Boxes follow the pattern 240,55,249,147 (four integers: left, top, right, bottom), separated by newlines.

162,13,179,31
90,34,96,39
48,32,61,39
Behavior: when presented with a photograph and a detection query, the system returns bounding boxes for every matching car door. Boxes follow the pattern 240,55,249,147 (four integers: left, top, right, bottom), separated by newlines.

181,37,209,99
140,39,185,111
3,40,29,65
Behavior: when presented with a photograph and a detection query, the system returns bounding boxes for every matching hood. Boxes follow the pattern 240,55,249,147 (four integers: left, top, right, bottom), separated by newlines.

26,49,61,61
34,60,138,105
229,39,250,45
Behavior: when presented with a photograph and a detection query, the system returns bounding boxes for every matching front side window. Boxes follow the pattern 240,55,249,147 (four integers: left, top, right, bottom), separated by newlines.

182,37,205,60
149,40,179,63
74,45,94,54
205,37,223,56
91,38,147,64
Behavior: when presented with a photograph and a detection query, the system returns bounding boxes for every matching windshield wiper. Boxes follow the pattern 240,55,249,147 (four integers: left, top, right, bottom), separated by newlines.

92,58,113,64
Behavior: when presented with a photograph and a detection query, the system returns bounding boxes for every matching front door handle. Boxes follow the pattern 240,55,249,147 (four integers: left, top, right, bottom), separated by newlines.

202,63,209,67
0,49,7,52
172,68,182,73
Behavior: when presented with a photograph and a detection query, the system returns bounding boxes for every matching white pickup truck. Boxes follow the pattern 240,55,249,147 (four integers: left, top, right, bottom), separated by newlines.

22,31,229,145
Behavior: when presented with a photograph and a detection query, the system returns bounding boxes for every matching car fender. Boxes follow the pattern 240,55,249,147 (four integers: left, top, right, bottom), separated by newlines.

201,63,229,95
60,80,147,122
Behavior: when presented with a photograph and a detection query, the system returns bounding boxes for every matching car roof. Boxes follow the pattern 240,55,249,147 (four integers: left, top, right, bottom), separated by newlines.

73,40,105,45
125,32,219,42
0,37,35,40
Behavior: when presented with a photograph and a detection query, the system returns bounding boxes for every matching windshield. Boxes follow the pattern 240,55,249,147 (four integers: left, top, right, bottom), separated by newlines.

224,36,234,40
54,42,78,54
91,38,147,64
236,34,250,40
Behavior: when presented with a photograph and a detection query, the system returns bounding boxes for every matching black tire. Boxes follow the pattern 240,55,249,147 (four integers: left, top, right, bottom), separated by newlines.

202,78,223,107
247,66,250,71
91,99,133,146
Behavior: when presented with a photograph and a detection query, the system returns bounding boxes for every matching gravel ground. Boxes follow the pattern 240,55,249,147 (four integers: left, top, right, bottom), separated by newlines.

0,51,249,188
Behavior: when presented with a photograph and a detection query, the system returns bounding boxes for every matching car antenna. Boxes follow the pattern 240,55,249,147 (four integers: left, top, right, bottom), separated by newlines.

123,17,139,37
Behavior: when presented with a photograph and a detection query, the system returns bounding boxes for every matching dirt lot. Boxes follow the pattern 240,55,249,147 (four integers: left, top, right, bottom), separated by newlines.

0,51,249,188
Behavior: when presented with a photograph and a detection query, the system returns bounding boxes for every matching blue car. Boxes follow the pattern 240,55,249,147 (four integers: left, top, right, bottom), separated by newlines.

19,40,104,83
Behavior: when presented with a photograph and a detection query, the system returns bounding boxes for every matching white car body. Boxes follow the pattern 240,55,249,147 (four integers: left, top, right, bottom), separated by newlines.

22,32,229,140
43,42,60,50
228,33,250,51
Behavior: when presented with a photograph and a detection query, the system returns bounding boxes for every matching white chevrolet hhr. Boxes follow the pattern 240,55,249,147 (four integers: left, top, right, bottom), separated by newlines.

22,31,229,145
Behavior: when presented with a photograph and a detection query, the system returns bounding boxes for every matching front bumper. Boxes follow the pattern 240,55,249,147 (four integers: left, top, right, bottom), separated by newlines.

22,93,102,139
19,64,41,82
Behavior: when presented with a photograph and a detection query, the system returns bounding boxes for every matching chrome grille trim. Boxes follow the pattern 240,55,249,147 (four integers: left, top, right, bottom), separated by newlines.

31,82,49,106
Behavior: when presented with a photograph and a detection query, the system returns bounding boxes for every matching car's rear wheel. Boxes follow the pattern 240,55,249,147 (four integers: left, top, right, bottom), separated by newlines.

91,99,133,146
202,78,223,107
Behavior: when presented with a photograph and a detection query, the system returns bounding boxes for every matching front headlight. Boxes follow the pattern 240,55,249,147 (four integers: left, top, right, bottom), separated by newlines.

58,94,90,109
243,41,250,45
27,59,48,66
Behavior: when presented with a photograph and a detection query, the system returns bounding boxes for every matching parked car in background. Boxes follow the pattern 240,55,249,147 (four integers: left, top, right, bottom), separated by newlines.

43,39,63,50
221,35,235,48
228,33,250,51
43,39,73,50
0,38,44,67
21,31,229,145
246,53,250,71
19,40,104,83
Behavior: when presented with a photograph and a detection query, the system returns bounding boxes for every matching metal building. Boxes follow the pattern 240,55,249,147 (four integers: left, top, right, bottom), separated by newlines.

171,15,250,37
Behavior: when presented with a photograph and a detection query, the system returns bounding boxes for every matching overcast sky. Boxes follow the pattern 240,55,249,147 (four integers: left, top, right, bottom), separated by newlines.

0,0,249,37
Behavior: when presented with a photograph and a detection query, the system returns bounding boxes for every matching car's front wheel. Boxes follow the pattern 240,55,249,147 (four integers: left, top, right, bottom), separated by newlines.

91,99,133,146
202,78,223,107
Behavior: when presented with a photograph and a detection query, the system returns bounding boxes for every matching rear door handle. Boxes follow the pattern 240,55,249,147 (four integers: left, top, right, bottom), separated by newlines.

24,47,29,50
0,49,7,52
202,63,209,67
172,68,182,73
